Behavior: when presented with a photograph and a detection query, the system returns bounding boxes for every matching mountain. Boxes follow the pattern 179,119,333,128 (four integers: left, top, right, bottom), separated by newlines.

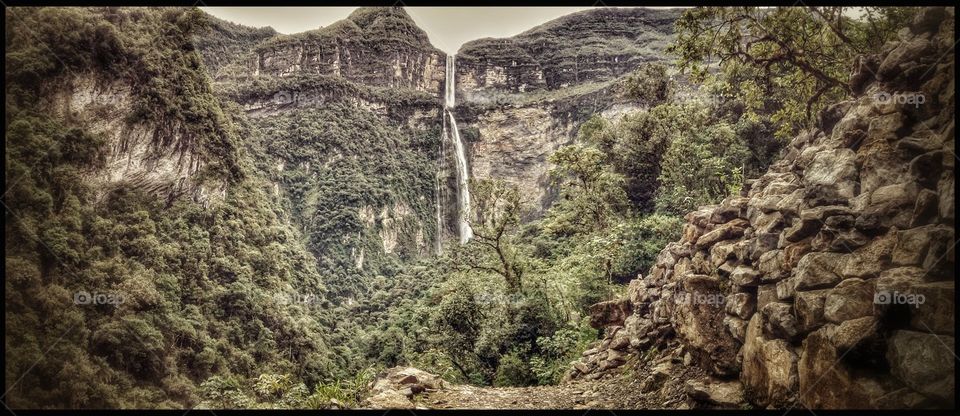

455,7,683,213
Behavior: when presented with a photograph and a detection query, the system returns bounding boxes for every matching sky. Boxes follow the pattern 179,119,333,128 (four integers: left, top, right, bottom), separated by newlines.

202,7,613,54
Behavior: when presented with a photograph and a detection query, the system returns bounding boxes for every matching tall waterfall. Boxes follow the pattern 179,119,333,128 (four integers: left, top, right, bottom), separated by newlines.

445,55,473,244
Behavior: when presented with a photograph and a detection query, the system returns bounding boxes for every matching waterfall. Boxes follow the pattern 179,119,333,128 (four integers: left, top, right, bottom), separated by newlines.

444,55,473,244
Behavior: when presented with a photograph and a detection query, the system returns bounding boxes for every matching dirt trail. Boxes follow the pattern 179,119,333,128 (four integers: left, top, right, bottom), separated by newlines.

416,374,687,410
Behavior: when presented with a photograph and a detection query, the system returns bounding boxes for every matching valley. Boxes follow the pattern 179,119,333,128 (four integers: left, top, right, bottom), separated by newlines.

3,5,955,410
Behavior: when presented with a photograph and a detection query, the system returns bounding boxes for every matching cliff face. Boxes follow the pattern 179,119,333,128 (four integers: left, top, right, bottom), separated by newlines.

456,8,679,97
224,8,445,97
200,7,446,281
568,8,955,409
455,8,681,213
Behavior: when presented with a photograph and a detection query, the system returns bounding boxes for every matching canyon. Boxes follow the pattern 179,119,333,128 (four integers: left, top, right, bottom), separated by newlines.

3,5,954,410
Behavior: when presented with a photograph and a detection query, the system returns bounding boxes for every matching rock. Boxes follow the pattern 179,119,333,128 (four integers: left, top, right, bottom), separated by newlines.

711,204,745,224
886,330,955,402
588,298,631,329
801,148,858,201
573,361,590,374
673,274,740,376
798,326,886,408
938,175,954,223
750,233,780,261
756,250,787,282
795,289,829,333
832,316,879,352
909,280,954,335
685,378,745,408
761,302,800,339
782,242,812,269
741,315,798,408
724,315,748,342
911,188,940,227
823,278,876,323
725,293,756,320
775,278,795,301
892,225,954,272
838,232,897,279
696,219,749,249
878,37,935,80
363,390,415,409
793,252,843,290
640,362,672,393
783,216,823,243
730,265,760,287
756,283,778,312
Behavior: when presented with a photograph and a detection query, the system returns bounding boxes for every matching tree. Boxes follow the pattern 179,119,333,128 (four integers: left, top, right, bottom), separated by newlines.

670,6,918,137
453,179,526,291
655,122,749,215
545,144,629,234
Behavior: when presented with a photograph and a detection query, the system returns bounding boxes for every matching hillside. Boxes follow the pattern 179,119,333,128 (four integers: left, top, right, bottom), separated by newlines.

3,5,954,411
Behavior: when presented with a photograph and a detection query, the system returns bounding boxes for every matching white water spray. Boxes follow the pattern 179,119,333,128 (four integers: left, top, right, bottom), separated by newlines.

444,55,473,244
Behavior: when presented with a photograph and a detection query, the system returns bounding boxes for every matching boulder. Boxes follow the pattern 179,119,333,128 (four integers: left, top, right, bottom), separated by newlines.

832,316,879,352
756,250,787,282
801,148,858,201
910,280,954,335
795,289,830,333
761,302,801,340
741,315,799,408
892,225,954,273
823,278,876,323
696,219,749,249
793,252,844,290
685,378,745,408
886,330,955,403
730,265,760,287
588,298,631,329
725,293,756,320
798,326,887,408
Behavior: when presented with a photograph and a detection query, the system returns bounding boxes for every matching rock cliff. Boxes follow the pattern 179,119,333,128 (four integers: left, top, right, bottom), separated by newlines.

198,7,446,275
568,7,955,409
455,8,681,213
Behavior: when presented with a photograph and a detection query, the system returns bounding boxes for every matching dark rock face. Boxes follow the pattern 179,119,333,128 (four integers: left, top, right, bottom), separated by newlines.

456,8,681,214
456,8,680,96
228,7,446,97
568,7,955,409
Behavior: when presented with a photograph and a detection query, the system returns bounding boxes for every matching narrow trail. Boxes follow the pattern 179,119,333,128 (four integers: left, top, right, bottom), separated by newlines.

417,377,682,409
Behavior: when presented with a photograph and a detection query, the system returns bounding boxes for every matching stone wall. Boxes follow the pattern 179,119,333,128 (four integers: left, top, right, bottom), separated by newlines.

568,7,955,409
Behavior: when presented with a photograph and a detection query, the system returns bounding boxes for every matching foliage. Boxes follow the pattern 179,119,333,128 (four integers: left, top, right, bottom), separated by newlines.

655,122,749,215
670,6,919,137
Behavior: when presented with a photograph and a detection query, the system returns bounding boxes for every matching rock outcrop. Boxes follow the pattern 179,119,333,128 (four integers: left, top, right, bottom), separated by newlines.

457,8,681,213
361,367,446,409
568,7,955,409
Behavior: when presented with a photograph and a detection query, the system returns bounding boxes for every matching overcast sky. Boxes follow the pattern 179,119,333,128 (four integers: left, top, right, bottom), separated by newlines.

203,7,626,54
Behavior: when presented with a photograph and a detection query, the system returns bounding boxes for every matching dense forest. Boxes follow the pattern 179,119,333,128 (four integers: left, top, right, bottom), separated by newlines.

4,5,951,410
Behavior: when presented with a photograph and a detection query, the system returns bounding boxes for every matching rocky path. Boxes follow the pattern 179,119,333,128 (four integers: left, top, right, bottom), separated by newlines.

417,376,682,409
362,345,739,410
